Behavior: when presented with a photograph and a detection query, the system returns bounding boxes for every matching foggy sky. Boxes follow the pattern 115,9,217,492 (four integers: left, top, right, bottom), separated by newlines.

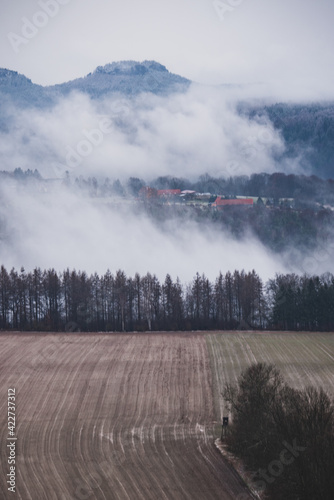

0,0,334,100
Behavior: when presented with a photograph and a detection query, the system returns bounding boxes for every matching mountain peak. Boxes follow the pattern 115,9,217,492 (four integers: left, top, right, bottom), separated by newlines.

58,59,190,97
93,60,169,76
0,61,191,108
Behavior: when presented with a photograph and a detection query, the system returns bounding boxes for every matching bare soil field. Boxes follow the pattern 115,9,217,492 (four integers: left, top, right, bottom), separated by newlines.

0,332,253,500
1,331,333,499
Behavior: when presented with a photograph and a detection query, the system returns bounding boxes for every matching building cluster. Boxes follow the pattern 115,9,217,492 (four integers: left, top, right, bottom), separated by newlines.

138,187,295,210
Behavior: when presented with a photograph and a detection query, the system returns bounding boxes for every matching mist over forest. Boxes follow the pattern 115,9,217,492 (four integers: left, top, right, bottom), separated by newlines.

0,61,334,283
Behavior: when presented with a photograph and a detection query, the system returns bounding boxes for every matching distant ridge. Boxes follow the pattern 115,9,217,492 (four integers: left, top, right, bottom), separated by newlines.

1,62,334,178
0,61,191,108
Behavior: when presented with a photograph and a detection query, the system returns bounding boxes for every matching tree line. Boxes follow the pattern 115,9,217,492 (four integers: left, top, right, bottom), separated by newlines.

2,169,334,205
0,265,333,332
223,362,334,499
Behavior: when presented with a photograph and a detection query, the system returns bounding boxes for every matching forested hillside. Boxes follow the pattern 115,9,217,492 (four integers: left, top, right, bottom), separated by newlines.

242,102,334,178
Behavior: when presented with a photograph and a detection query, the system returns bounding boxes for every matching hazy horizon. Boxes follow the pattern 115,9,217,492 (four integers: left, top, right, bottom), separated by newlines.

1,0,334,101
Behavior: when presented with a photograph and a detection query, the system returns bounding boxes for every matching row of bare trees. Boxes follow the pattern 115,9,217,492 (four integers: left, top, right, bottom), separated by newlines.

1,265,333,331
0,266,265,331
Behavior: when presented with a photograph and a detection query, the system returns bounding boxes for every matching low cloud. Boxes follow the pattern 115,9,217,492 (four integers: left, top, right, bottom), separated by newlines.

1,175,333,284
1,85,328,282
0,85,288,181
0,180,290,283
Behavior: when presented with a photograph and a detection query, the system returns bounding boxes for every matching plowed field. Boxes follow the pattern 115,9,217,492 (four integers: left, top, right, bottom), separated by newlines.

0,333,253,500
1,332,333,499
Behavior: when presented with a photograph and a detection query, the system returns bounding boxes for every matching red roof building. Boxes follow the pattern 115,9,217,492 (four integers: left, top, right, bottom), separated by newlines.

212,197,253,207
